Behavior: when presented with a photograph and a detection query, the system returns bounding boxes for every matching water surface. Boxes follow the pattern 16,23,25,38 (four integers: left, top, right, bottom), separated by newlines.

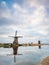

0,46,49,65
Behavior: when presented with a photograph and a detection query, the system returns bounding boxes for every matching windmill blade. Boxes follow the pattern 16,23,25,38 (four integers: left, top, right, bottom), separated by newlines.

17,36,23,38
8,35,23,38
15,31,17,36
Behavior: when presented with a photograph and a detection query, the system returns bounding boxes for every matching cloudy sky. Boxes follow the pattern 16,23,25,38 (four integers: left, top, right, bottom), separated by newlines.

0,0,49,43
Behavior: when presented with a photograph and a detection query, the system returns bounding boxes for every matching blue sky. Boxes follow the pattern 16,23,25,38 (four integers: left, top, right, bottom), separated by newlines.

0,0,49,43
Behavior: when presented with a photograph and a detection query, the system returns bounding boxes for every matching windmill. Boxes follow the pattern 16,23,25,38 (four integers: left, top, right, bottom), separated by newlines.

10,31,23,55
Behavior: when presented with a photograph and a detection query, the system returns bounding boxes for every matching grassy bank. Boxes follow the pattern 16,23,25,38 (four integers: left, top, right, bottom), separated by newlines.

39,56,49,65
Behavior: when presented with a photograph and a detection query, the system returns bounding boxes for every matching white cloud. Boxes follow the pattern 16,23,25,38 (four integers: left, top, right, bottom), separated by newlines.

0,0,49,43
13,3,27,13
24,0,39,8
24,0,49,8
0,34,8,38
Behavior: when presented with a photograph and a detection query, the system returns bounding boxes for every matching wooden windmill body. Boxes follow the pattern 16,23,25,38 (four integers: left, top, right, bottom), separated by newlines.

12,31,22,55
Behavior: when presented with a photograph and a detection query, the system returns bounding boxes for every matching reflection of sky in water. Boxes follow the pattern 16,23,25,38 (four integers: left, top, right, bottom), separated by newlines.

0,46,49,65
